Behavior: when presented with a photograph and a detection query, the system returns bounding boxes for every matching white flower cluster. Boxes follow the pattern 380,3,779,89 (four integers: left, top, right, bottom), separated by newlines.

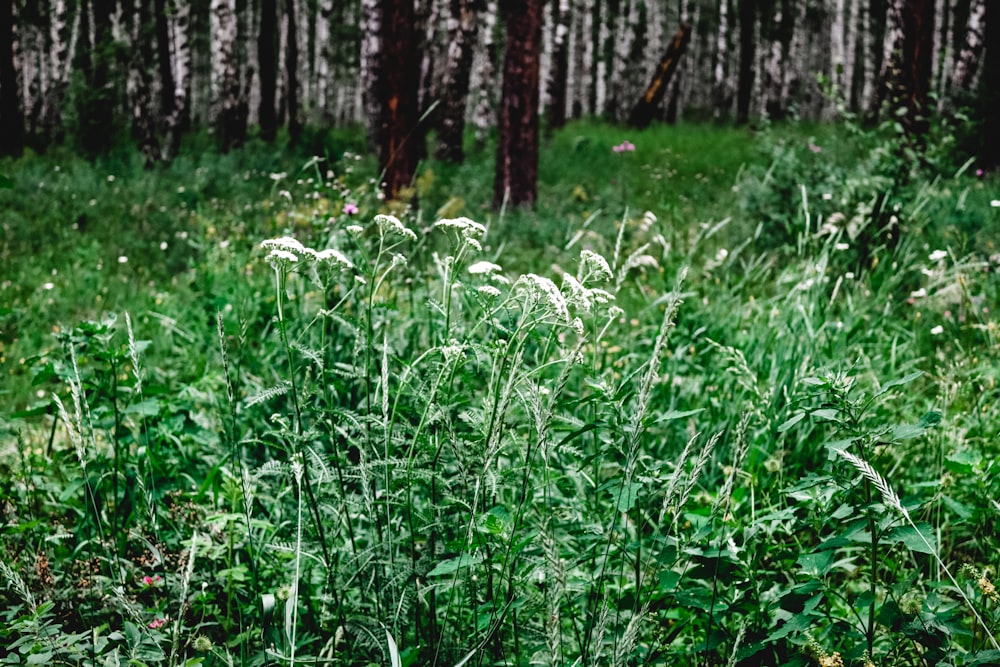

514,273,570,322
260,236,354,271
374,214,418,240
578,250,614,283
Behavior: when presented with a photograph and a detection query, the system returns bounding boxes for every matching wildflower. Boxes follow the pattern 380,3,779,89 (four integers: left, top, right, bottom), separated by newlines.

476,285,501,299
435,216,488,238
612,140,635,153
374,214,417,240
313,248,354,270
118,256,128,264
160,242,168,250
808,142,822,153
265,249,299,267
148,617,167,629
928,249,948,262
193,635,213,652
976,169,984,177
578,250,613,283
261,237,306,254
930,325,944,335
141,575,162,586
468,261,503,275
910,288,927,299
991,199,1000,207
835,243,849,251
343,202,358,215
346,224,364,235
42,282,54,290
515,274,570,322
822,192,832,200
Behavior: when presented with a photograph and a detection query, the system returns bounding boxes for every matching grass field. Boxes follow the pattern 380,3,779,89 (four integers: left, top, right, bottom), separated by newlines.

1,119,999,666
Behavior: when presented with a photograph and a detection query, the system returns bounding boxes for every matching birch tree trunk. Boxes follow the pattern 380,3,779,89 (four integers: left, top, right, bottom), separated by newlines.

166,0,191,156
0,0,22,156
952,0,984,91
213,0,245,150
473,0,498,149
360,0,381,148
493,0,541,210
436,0,480,161
131,0,163,164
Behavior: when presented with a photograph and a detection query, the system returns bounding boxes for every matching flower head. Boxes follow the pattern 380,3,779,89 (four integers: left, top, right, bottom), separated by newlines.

374,214,417,240
612,140,635,153
808,142,823,153
343,202,359,215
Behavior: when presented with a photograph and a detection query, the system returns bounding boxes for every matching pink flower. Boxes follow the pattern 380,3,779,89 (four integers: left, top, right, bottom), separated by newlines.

808,143,822,153
976,169,984,178
148,618,167,629
343,203,359,215
141,575,162,586
612,141,635,153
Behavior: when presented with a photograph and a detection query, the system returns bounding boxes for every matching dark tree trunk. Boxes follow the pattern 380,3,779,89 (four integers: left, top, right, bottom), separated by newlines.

891,0,935,137
545,0,570,137
78,0,118,156
981,0,999,169
736,0,756,124
493,0,542,210
376,0,421,200
0,0,23,156
259,0,278,141
133,0,163,164
155,0,176,122
285,0,301,142
628,22,691,129
435,0,480,162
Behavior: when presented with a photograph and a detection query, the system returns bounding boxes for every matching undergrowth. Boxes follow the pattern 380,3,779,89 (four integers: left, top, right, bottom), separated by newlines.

1,119,999,666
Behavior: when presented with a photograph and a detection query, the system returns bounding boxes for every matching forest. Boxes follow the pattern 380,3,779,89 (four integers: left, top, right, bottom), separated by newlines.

1,1,999,666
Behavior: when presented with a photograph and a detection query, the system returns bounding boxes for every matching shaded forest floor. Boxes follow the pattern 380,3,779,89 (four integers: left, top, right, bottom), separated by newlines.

2,120,1000,666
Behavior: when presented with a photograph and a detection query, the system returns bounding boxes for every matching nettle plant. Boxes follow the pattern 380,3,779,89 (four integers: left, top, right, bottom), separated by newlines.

778,370,1000,666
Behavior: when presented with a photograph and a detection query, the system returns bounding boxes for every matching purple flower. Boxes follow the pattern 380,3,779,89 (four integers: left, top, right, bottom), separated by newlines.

343,203,359,215
976,168,984,178
612,141,635,153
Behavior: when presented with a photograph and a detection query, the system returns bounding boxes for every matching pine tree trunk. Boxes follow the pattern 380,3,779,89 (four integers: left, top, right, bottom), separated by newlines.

376,0,420,200
737,0,756,124
285,0,300,141
628,22,691,129
436,0,480,162
259,0,278,140
493,0,542,210
544,0,570,134
0,0,23,156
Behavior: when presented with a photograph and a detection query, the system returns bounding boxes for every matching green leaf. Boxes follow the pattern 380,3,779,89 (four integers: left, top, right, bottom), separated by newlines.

796,550,835,576
945,449,981,473
0,175,13,189
615,480,643,512
811,408,839,421
386,629,401,667
427,553,483,577
889,523,937,555
875,371,922,398
655,408,704,423
918,411,942,428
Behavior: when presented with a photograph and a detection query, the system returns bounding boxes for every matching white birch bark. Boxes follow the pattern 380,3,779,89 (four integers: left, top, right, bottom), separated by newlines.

360,0,380,144
211,0,238,126
167,0,190,148
953,0,985,91
473,0,497,147
713,0,730,118
315,0,332,121
594,0,608,114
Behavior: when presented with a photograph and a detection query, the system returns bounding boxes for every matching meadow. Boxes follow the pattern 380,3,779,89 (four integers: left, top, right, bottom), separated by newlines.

1,118,999,667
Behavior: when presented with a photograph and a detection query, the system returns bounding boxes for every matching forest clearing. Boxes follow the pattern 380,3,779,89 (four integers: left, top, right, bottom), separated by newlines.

2,0,1000,665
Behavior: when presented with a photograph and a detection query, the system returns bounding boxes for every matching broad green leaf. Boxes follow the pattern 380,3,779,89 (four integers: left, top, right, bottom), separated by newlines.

811,408,839,421
945,449,981,473
889,523,937,555
427,553,483,577
796,550,835,576
615,480,643,512
655,408,704,423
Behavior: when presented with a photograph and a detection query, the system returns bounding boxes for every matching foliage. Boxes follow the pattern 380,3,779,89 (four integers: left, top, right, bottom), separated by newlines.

1,120,1000,666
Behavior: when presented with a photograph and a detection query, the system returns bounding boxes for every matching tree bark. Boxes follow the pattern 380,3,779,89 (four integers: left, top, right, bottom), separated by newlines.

952,0,984,91
0,0,22,156
493,0,542,210
980,0,998,169
628,22,691,129
259,0,278,140
436,0,480,162
877,0,934,136
736,0,756,124
285,0,300,142
78,0,117,156
473,0,498,150
166,0,191,157
376,0,421,201
544,0,570,135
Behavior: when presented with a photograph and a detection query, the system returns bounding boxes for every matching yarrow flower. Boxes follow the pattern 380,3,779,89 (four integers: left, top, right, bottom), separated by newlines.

612,140,635,153
468,261,502,275
928,249,948,262
311,247,354,270
578,250,613,283
374,214,417,240
515,274,570,322
435,216,487,238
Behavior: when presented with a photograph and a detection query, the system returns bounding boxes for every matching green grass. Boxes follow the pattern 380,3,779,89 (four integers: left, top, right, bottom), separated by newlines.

1,119,999,667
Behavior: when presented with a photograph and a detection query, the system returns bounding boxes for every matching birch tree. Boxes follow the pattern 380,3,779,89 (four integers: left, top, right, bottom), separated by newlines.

436,0,480,161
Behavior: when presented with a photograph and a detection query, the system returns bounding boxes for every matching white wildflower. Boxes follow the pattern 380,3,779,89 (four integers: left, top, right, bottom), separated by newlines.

579,250,613,283
160,242,168,250
374,214,417,240
822,192,832,200
589,289,616,305
118,256,128,264
266,249,299,264
991,200,1000,207
561,274,592,310
464,237,483,252
346,225,364,235
261,237,306,254
477,285,501,298
516,274,570,322
43,282,54,290
434,217,487,238
910,288,927,299
468,261,503,275
835,242,850,251
314,248,354,269
571,317,585,335
269,172,286,181
390,253,408,268
928,249,948,262
930,325,944,335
